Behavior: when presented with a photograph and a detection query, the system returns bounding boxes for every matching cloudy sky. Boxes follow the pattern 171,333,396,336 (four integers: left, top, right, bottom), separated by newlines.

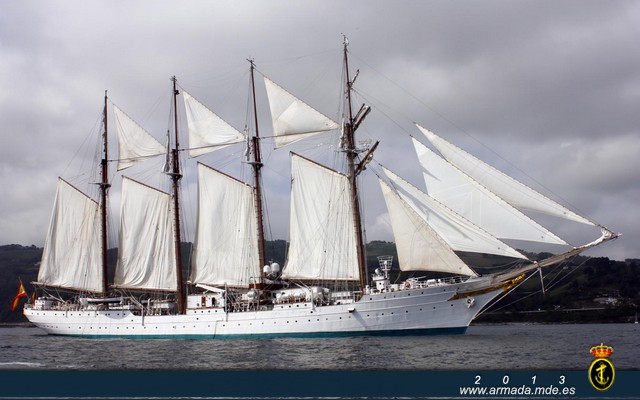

1,0,638,262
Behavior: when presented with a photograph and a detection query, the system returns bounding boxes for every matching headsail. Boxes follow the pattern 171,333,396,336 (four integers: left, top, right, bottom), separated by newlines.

182,91,246,158
263,77,339,148
190,163,261,287
412,137,568,245
113,106,166,171
417,125,595,226
37,178,103,292
282,153,359,281
379,177,479,276
113,177,176,291
380,166,526,261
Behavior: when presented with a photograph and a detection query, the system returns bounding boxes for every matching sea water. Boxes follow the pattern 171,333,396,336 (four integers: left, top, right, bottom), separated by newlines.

0,323,637,371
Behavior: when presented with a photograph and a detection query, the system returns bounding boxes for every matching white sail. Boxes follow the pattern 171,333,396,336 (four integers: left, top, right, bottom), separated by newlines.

379,178,478,276
283,154,359,281
381,166,526,261
190,163,260,287
37,178,103,292
183,91,246,158
113,106,166,171
113,177,176,291
263,77,339,148
417,125,595,226
412,138,568,245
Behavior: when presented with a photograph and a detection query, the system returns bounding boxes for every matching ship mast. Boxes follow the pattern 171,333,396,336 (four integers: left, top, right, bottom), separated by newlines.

248,60,267,272
99,90,110,296
342,38,368,291
170,76,185,313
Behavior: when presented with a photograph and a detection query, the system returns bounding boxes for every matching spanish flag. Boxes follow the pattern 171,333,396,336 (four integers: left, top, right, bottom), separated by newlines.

10,279,27,312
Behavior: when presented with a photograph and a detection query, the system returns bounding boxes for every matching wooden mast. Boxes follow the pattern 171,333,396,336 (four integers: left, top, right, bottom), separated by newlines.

170,76,185,313
248,60,267,272
342,38,368,292
100,90,110,296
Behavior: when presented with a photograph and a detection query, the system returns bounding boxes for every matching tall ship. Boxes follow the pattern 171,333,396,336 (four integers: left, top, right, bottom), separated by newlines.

24,40,617,338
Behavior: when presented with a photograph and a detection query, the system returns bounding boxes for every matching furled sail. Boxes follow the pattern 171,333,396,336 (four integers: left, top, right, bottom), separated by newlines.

282,154,359,281
263,77,339,148
379,178,478,277
380,166,526,261
417,125,595,226
412,137,567,245
37,178,103,292
113,177,176,291
182,91,246,158
190,163,260,287
113,106,166,171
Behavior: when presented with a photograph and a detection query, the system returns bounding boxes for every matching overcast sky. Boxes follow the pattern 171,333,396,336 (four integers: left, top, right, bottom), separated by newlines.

1,0,638,262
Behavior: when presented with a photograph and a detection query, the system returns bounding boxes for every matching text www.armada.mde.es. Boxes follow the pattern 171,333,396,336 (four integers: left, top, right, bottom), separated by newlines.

460,384,576,396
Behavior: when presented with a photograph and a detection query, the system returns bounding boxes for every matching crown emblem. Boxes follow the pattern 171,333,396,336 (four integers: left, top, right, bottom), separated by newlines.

590,342,614,359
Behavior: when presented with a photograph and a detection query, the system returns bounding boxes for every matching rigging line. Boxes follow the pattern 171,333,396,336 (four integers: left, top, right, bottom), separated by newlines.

179,70,250,116
142,86,173,128
352,87,414,137
540,261,568,289
349,52,593,223
485,256,585,315
178,65,249,90
481,271,540,314
63,114,103,183
544,256,589,292
257,47,339,65
349,51,457,129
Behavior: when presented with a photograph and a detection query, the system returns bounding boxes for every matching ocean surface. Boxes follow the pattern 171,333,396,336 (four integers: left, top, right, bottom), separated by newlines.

0,323,637,371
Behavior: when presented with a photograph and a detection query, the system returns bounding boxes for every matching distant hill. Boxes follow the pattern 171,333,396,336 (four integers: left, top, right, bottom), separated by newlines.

1,243,638,324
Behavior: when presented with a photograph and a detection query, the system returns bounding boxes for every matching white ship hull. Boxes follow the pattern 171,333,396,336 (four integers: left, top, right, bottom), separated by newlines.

24,278,504,339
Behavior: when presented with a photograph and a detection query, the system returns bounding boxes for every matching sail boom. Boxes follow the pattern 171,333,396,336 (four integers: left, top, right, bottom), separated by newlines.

493,228,619,284
30,282,105,294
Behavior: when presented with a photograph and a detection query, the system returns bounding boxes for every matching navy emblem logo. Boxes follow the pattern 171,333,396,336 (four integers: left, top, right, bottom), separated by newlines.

588,342,615,391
